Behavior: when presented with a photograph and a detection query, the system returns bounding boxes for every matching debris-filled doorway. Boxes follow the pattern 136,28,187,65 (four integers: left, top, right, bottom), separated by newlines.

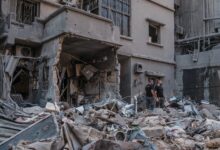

11,67,30,100
1,45,42,105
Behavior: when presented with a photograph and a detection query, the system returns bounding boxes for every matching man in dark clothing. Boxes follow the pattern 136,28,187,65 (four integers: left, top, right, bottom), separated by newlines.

145,79,156,110
155,79,165,108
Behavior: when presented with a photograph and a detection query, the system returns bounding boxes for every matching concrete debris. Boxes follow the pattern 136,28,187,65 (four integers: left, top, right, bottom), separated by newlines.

0,114,59,150
142,126,165,138
45,102,60,112
2,97,220,149
206,138,220,149
81,65,98,81
22,106,44,115
82,140,146,150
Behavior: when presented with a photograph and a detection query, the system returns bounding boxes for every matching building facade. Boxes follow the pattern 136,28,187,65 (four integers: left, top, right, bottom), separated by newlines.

0,0,175,106
175,0,220,105
118,0,175,102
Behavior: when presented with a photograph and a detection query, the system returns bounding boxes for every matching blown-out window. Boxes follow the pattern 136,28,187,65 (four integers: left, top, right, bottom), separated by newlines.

149,24,160,44
147,18,165,45
16,0,39,24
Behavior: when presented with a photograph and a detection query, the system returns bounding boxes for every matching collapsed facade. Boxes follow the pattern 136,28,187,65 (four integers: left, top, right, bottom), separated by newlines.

0,0,175,107
175,0,220,105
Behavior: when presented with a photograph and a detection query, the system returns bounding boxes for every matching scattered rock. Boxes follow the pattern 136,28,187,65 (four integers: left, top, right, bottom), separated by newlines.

142,126,165,138
200,108,216,119
206,138,220,149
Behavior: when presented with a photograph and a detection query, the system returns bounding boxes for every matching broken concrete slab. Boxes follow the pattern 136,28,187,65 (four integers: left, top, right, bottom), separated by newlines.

200,108,216,120
206,138,220,149
152,108,167,116
82,140,146,150
23,106,44,115
154,140,170,150
0,115,59,150
45,102,60,112
174,138,198,149
142,126,165,138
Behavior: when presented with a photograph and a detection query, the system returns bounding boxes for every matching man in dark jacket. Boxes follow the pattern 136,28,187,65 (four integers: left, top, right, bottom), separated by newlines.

155,79,165,108
145,79,156,110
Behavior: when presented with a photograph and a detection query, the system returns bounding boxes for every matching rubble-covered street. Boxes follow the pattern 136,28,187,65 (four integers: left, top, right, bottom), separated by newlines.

2,97,220,150
1,0,220,149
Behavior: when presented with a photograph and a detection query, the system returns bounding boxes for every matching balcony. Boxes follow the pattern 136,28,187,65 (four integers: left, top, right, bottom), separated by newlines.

5,6,120,48
43,6,120,45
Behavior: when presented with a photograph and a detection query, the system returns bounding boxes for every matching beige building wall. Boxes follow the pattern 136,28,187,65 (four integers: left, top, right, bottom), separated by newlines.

118,0,175,100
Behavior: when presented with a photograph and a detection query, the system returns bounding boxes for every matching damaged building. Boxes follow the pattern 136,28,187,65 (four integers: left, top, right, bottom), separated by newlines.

4,1,220,150
0,0,175,106
0,0,121,107
175,0,220,105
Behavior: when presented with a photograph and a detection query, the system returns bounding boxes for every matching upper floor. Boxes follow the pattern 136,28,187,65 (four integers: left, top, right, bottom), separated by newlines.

0,0,175,63
0,0,121,48
175,0,220,56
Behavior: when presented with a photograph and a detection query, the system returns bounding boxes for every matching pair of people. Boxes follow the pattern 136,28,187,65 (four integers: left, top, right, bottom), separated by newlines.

145,78,164,110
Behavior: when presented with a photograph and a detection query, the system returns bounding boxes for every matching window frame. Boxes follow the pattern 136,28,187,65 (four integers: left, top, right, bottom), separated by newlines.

146,18,165,46
16,0,40,25
149,23,161,44
101,0,131,37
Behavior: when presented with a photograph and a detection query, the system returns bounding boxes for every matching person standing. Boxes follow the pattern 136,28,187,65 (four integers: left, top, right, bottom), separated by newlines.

155,79,165,108
145,79,156,110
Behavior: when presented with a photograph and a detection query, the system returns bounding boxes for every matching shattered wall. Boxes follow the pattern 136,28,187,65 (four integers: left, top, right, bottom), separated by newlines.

36,38,63,106
58,47,120,106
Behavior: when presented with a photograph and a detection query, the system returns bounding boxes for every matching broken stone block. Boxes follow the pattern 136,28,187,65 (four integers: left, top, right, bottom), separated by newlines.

82,140,145,150
204,119,220,131
23,106,44,115
45,102,60,112
145,116,160,126
167,108,183,117
154,140,170,150
165,126,186,138
175,138,196,149
206,138,220,149
200,108,216,119
193,134,205,142
132,117,145,126
153,108,167,116
142,126,165,138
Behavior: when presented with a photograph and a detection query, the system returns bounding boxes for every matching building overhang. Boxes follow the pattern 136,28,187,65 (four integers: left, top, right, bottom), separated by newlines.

62,34,120,57
145,71,165,78
42,6,121,48
6,6,121,49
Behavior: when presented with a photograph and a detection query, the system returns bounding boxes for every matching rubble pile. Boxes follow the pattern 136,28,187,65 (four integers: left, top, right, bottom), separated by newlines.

1,98,220,149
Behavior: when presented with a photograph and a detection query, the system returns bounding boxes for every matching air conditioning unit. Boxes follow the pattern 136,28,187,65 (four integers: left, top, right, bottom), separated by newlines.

134,63,143,74
16,46,32,57
60,0,76,6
